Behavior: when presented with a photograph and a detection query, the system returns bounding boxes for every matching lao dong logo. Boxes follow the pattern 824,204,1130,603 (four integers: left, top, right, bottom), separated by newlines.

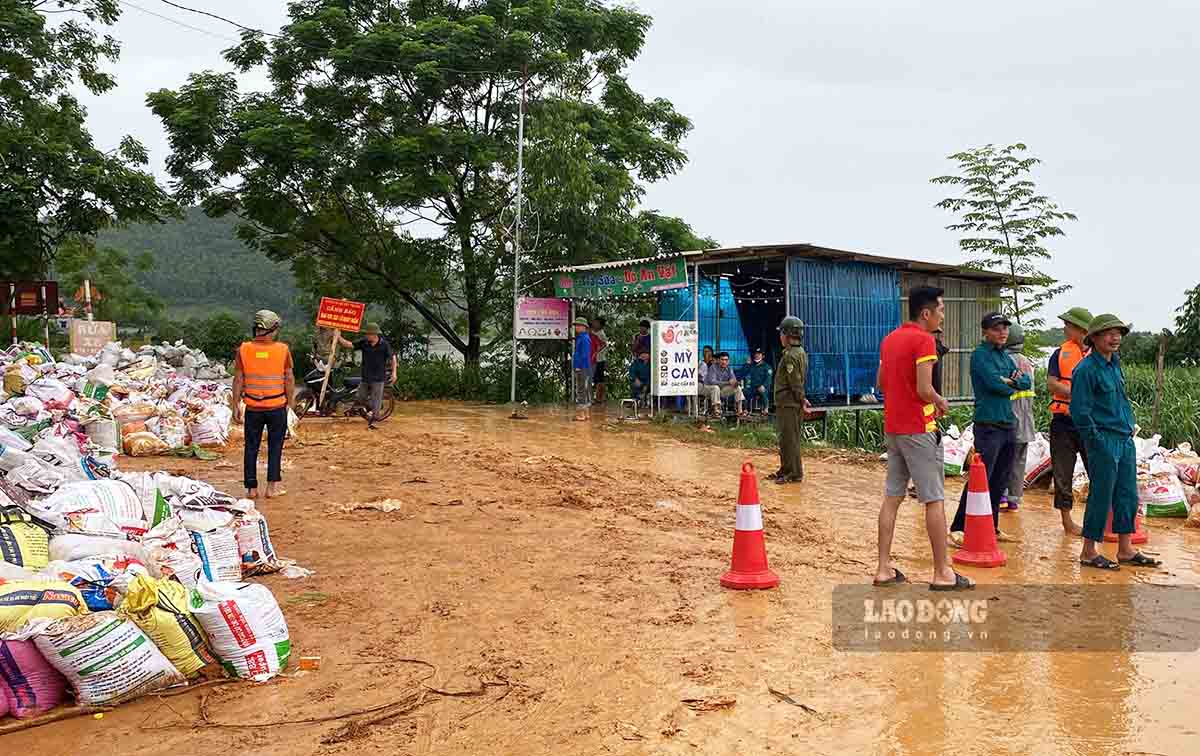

864,597,988,625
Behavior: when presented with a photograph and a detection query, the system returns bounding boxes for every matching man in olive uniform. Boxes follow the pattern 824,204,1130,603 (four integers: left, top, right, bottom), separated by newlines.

770,316,811,485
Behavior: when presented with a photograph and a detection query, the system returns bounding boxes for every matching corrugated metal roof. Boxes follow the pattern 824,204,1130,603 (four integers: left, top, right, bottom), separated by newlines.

685,243,1029,284
545,250,703,274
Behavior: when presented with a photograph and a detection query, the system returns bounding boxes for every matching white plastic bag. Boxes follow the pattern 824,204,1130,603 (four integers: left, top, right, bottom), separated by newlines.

235,505,279,576
192,581,290,681
25,378,73,406
1140,472,1189,518
0,426,32,451
188,527,242,582
49,533,150,564
35,612,184,705
9,396,45,418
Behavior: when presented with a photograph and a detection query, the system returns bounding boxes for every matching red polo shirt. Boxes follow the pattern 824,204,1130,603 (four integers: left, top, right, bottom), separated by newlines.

880,322,939,434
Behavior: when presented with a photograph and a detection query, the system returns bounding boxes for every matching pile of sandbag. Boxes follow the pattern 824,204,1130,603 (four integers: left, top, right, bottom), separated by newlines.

1067,435,1200,521
0,464,292,721
1,339,240,459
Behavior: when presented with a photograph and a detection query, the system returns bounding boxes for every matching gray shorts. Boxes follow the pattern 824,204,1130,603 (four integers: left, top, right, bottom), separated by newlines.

885,432,945,503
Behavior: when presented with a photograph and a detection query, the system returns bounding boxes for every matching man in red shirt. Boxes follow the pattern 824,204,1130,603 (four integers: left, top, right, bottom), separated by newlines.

873,286,972,591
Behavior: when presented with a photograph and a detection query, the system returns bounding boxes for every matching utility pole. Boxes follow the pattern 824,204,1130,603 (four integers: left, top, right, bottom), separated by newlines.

509,65,527,406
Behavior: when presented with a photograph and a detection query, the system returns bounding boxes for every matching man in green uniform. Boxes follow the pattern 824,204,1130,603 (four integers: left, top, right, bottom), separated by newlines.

770,316,810,485
1072,313,1162,570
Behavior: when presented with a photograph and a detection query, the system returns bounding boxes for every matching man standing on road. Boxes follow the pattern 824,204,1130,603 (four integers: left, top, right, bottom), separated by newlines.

1046,307,1094,535
1073,314,1162,570
337,323,396,430
591,317,609,405
949,312,1030,545
232,310,295,499
874,287,969,590
1003,324,1037,511
572,317,592,421
769,317,810,485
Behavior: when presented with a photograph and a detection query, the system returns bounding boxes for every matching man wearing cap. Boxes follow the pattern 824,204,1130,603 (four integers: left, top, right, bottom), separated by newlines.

337,323,395,429
771,316,810,484
741,348,774,414
949,312,1030,544
1046,307,1094,534
1072,314,1161,570
572,317,592,421
232,310,295,499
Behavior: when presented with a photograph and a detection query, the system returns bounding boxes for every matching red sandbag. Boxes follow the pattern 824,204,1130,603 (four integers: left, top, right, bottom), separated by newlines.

0,639,68,719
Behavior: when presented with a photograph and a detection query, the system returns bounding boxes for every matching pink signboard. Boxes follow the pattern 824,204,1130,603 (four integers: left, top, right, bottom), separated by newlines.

516,298,571,340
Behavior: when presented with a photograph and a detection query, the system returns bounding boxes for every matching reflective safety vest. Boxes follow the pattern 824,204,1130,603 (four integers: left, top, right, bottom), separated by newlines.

239,341,290,410
1050,340,1086,416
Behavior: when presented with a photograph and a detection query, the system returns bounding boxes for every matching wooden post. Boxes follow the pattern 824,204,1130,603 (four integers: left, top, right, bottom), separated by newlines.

83,279,94,321
1152,331,1170,434
7,283,15,346
319,331,340,411
40,283,50,350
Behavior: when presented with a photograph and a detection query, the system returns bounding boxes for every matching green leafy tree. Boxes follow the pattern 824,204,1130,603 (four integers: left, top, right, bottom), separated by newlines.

54,238,164,331
1172,282,1200,365
932,143,1075,328
148,0,692,366
0,0,174,277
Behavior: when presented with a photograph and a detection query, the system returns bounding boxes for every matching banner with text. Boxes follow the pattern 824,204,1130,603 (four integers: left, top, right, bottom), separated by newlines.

515,298,570,340
315,296,366,332
554,256,689,300
651,320,699,397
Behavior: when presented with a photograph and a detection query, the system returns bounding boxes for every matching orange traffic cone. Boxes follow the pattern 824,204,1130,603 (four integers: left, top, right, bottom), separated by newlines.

953,455,1007,568
720,462,779,590
1104,505,1149,544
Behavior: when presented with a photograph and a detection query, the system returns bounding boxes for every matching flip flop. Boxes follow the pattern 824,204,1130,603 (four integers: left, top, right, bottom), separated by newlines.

930,571,975,592
1080,554,1120,571
1119,552,1162,568
873,568,907,587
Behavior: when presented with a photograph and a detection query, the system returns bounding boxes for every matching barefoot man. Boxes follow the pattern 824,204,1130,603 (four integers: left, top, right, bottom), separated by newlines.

1073,314,1162,571
1046,307,1093,535
232,310,295,499
874,286,971,590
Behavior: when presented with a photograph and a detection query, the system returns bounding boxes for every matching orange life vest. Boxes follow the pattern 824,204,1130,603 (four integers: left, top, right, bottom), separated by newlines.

1050,340,1086,416
239,341,290,410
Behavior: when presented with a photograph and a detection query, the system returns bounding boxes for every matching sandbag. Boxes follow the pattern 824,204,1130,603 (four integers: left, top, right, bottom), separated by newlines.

0,581,87,634
1140,473,1189,518
147,414,189,450
119,575,218,678
0,639,68,719
40,554,150,611
942,437,968,477
30,435,110,483
192,580,290,681
35,612,185,705
0,514,50,571
189,527,242,583
235,506,279,576
82,417,121,452
117,472,175,527
1023,435,1053,486
27,479,146,535
0,426,32,452
26,378,73,406
112,401,159,425
49,533,150,564
124,431,170,457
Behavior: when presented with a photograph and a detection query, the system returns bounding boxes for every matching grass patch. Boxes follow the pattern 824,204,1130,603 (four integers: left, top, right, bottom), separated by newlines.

286,591,330,606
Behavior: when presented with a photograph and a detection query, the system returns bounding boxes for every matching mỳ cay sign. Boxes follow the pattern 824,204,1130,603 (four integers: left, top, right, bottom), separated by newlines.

554,256,689,299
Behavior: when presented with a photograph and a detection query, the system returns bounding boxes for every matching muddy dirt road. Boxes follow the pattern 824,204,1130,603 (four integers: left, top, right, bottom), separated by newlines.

9,403,1200,755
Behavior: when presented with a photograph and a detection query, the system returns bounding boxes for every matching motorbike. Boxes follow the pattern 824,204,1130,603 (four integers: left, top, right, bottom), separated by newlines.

293,359,396,421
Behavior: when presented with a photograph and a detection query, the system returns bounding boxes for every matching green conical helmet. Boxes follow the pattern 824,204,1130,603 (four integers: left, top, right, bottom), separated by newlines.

1059,307,1094,331
1005,323,1025,351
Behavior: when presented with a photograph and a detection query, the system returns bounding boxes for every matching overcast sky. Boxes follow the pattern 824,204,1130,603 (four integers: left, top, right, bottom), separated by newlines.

80,1,1198,329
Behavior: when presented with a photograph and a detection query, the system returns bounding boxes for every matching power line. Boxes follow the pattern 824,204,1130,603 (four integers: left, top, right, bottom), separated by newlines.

117,0,239,43
153,0,528,76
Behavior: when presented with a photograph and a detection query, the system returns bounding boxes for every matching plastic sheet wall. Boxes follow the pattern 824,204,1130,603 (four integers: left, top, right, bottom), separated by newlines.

899,274,1003,400
788,258,900,400
658,275,750,363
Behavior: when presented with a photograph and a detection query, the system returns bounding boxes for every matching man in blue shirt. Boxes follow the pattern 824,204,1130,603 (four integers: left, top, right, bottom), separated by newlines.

572,317,592,421
1072,314,1162,570
950,312,1031,543
628,348,651,402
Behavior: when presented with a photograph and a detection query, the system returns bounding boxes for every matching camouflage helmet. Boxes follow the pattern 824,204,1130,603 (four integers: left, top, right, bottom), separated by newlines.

254,309,281,332
777,316,805,338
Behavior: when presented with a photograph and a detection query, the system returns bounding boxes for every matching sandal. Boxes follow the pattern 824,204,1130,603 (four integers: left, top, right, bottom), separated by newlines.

1080,554,1120,571
930,572,975,592
873,568,907,587
1118,552,1162,568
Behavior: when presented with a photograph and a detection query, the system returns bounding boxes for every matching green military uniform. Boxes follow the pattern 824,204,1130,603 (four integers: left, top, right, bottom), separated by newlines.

773,317,808,484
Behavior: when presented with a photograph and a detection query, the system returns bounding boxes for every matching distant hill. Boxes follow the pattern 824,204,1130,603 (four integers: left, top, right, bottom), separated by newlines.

98,208,302,320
